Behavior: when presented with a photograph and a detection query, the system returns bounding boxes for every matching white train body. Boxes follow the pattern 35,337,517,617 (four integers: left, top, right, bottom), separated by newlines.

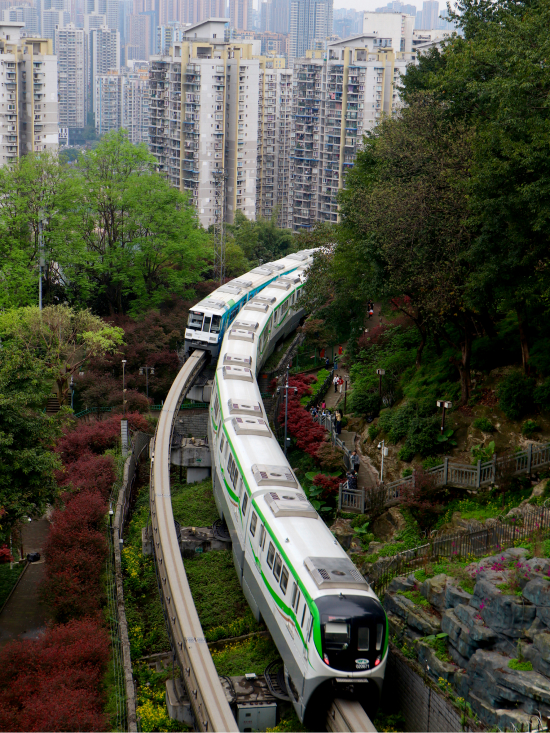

203,251,388,724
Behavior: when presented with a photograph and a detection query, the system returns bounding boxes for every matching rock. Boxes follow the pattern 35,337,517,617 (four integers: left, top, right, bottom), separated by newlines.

445,582,473,609
383,592,440,635
454,604,498,645
371,507,406,542
525,617,548,641
367,541,384,554
420,574,448,612
387,576,416,593
523,577,550,607
416,641,457,683
473,578,536,637
387,507,407,533
441,607,492,659
533,630,550,663
330,518,355,550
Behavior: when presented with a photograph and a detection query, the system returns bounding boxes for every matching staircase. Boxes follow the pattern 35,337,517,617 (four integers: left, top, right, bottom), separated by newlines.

45,395,60,416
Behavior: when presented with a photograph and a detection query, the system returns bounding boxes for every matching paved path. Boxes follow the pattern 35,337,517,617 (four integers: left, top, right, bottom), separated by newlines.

0,517,50,649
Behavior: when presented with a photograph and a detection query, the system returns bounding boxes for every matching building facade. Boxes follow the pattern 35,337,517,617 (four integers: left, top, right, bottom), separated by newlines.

289,0,333,61
0,23,58,164
289,35,416,229
361,11,414,52
56,23,86,128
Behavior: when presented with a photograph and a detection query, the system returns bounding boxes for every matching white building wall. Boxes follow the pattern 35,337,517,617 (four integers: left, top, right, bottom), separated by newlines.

56,23,86,128
361,11,414,52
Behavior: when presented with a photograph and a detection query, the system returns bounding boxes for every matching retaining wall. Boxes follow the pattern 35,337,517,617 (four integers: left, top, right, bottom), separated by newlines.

176,408,209,439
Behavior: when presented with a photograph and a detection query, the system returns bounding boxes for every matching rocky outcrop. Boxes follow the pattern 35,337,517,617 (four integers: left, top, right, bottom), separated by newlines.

371,507,407,542
384,547,550,729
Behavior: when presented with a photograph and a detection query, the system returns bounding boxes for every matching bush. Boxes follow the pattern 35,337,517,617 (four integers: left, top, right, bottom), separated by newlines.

472,417,495,433
315,443,346,471
351,390,381,417
498,371,535,420
56,453,116,499
522,420,540,437
398,445,415,462
534,379,550,412
56,412,148,464
0,618,109,732
368,424,380,441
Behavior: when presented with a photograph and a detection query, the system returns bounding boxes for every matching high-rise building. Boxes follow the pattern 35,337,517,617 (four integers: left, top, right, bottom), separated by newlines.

2,6,39,34
90,24,120,115
270,0,289,33
122,62,149,142
95,71,121,133
420,0,438,28
42,8,70,46
156,21,185,53
56,23,86,128
84,11,106,31
229,0,251,30
375,1,417,15
289,0,333,61
361,11,414,52
256,59,292,226
149,18,273,227
0,23,58,163
289,35,415,230
128,12,149,57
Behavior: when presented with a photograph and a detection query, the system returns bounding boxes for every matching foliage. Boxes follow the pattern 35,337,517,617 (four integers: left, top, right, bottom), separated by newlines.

210,635,280,677
379,401,440,459
472,417,495,433
368,424,380,441
134,663,188,732
55,412,148,465
226,210,296,269
315,443,346,471
534,379,550,413
0,618,109,732
281,375,327,459
0,563,25,607
399,468,445,530
508,659,533,672
397,589,429,608
498,371,535,420
471,441,496,464
0,347,61,534
522,420,540,437
437,427,457,447
299,368,330,406
0,305,124,405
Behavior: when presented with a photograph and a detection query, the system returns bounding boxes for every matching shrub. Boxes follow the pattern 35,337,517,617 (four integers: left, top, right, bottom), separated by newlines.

508,659,533,672
315,443,346,471
368,424,380,441
402,467,413,477
309,473,341,497
522,420,540,437
498,371,535,420
534,379,550,413
56,412,148,464
0,618,109,732
56,453,116,498
350,390,381,417
398,444,415,462
472,417,495,433
422,456,441,470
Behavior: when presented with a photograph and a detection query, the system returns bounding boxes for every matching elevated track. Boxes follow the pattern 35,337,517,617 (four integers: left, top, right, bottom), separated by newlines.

327,699,378,733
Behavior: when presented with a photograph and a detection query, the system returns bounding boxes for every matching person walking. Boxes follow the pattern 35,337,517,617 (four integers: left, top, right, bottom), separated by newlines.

338,376,344,393
325,356,330,368
351,450,360,474
335,411,342,435
333,374,339,393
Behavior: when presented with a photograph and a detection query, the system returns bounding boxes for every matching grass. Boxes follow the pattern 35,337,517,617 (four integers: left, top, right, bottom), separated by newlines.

497,582,523,597
397,589,430,608
0,562,25,608
134,661,189,732
373,710,407,732
414,558,476,593
263,331,299,372
508,659,533,671
266,709,309,732
210,634,280,676
171,475,219,527
299,368,331,406
423,635,453,664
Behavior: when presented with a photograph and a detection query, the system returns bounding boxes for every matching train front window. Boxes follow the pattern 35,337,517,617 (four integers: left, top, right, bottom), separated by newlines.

188,312,204,330
203,315,212,332
211,315,222,333
324,622,350,651
358,627,370,651
376,623,384,651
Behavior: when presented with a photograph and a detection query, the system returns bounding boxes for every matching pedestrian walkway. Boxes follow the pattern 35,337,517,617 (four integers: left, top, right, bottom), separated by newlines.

324,369,349,411
0,517,50,649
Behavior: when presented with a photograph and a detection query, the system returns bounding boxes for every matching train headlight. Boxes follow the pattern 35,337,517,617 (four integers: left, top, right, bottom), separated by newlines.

374,658,381,667
323,653,330,666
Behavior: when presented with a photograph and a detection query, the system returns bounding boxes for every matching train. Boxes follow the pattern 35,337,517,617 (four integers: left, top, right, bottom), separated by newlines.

184,250,388,726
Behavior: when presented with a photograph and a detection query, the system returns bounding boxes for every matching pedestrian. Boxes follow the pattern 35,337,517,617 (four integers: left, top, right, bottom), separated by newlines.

338,376,344,393
333,374,339,393
333,358,338,370
325,356,330,368
321,401,326,411
347,471,358,491
351,450,360,473
336,411,342,435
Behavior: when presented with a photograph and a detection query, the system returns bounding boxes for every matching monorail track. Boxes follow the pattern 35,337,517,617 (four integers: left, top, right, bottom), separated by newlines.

327,699,378,733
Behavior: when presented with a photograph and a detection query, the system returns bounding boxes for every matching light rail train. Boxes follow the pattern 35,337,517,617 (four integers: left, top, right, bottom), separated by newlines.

184,251,388,726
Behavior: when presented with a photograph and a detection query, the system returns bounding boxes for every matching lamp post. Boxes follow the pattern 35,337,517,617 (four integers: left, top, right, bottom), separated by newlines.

436,400,453,434
376,368,385,397
139,365,155,400
70,375,75,410
277,365,297,455
377,440,388,483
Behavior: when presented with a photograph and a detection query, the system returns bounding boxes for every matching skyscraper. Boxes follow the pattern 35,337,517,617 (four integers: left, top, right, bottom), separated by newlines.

230,0,251,30
421,0,438,28
56,23,86,128
289,0,333,61
90,24,120,115
270,0,289,33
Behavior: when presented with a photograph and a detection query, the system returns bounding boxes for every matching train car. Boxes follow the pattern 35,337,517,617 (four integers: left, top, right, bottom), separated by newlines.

183,251,314,360
204,253,388,726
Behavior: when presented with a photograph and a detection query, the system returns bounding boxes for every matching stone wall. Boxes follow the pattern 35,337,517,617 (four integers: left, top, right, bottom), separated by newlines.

175,409,209,439
383,646,478,732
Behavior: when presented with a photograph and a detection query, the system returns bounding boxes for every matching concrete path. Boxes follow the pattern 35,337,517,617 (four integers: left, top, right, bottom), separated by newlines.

0,517,50,649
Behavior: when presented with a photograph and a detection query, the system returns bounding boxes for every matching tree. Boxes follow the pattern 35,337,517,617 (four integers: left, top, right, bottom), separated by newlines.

227,211,297,268
0,305,124,406
0,347,61,535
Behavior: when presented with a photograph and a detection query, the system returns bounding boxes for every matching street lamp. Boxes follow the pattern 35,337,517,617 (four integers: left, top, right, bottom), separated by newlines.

139,365,155,400
122,360,127,417
436,400,453,434
376,368,385,397
70,375,75,410
277,365,297,455
121,360,128,457
377,440,389,483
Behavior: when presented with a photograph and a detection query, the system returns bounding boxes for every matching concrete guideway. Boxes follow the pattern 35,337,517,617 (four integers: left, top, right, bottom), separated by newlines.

150,349,239,733
326,698,378,732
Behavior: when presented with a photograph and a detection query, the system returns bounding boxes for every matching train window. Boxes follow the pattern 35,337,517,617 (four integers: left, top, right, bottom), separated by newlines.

324,622,350,651
211,315,222,334
280,566,289,594
188,311,204,330
213,393,220,423
259,524,265,549
307,616,313,642
291,585,301,613
291,583,298,608
250,512,257,536
358,627,370,652
203,315,212,332
242,492,249,516
220,435,226,455
301,605,307,628
273,554,282,581
376,624,384,651
267,542,275,568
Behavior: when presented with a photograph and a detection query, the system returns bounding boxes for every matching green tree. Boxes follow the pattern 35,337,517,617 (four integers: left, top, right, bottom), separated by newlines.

0,347,61,535
228,211,296,267
0,305,124,406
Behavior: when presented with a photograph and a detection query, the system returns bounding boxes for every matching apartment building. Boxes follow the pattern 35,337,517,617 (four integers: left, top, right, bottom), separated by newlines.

95,72,121,133
56,23,86,128
2,5,39,34
122,63,149,143
256,58,292,226
289,35,416,229
289,0,333,61
0,23,58,164
361,11,414,52
90,24,120,115
149,18,262,227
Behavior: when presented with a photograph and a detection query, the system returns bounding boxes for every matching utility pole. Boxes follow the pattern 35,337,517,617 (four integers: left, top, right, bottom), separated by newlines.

121,359,128,457
213,168,226,285
376,368,385,398
277,365,297,455
139,365,155,400
38,217,44,311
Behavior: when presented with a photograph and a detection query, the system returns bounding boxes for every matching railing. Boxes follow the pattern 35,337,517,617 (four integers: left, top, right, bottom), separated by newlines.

313,409,352,470
369,505,550,596
73,401,207,419
339,443,550,513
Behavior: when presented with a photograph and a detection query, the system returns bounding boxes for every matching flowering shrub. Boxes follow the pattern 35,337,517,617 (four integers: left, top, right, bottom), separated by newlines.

310,473,341,497
56,453,116,499
56,412,148,464
0,618,109,732
0,544,13,563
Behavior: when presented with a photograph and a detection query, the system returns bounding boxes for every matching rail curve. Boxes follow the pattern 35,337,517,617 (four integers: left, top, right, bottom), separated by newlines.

149,349,238,733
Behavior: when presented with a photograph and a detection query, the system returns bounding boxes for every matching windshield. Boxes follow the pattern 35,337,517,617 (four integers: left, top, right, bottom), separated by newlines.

324,621,350,651
203,315,212,332
188,311,204,331
211,315,222,333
